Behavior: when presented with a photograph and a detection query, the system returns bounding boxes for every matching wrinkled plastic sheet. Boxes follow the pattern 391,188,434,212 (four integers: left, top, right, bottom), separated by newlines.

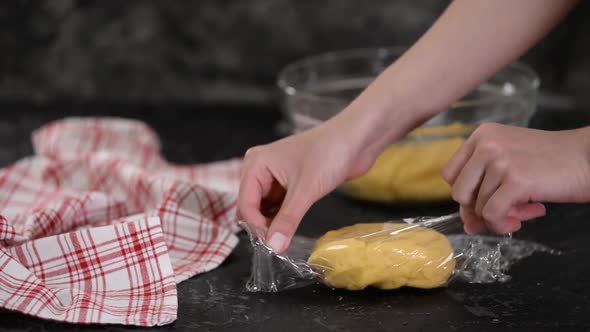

243,213,558,292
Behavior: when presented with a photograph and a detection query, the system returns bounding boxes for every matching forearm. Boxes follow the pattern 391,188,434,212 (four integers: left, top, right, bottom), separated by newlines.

340,0,578,158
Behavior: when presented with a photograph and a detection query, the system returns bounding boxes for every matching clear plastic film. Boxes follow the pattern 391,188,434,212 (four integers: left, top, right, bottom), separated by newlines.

242,213,558,292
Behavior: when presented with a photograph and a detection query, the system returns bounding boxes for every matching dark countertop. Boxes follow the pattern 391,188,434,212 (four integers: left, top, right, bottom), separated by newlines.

0,102,589,331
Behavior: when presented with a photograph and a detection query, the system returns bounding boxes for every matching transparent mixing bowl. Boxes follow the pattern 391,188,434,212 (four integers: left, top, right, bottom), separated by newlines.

277,47,540,203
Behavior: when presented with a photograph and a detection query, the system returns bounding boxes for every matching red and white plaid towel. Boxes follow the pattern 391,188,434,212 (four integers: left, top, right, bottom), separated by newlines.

0,117,242,326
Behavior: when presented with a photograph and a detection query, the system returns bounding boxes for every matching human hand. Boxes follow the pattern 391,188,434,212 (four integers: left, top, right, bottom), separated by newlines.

443,123,590,234
237,111,379,253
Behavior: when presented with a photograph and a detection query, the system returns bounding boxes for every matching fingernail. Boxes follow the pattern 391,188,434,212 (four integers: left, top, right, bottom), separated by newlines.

268,232,287,253
506,220,522,233
535,203,547,215
463,224,474,235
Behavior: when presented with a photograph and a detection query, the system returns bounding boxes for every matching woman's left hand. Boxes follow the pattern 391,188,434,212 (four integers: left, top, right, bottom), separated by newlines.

443,123,590,234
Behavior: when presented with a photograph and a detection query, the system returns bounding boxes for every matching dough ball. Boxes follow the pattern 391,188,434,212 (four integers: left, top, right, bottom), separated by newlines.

307,223,456,290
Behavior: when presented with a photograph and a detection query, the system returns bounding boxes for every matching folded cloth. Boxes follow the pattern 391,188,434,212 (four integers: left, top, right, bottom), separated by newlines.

0,117,242,326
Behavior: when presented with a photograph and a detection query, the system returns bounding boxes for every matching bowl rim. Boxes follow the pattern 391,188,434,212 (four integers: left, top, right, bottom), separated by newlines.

277,46,541,106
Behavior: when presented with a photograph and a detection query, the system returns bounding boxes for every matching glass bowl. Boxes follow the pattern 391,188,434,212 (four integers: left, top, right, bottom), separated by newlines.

277,47,540,203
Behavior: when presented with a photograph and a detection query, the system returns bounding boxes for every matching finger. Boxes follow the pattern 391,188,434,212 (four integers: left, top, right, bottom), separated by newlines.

460,205,486,234
241,146,266,178
241,147,252,171
507,203,546,221
442,138,476,185
482,183,524,234
474,160,506,217
492,216,522,234
266,184,314,253
451,146,492,206
244,147,256,157
237,164,273,231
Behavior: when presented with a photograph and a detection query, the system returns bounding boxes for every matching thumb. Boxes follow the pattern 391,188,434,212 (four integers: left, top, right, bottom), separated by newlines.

266,186,313,253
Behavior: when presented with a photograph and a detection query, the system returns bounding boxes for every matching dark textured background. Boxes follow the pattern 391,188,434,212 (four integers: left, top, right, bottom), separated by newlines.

1,0,590,106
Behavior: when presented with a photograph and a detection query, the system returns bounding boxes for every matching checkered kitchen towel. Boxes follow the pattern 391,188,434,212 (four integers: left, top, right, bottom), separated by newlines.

0,117,242,326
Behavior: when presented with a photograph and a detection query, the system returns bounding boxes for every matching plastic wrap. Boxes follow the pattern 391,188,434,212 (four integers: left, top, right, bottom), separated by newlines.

243,213,558,292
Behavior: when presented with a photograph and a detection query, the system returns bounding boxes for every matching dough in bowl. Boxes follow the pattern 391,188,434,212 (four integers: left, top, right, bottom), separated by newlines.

307,223,456,290
341,122,472,203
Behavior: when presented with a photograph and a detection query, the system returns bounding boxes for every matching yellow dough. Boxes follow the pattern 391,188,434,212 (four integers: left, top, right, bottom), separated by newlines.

341,122,472,203
307,223,456,290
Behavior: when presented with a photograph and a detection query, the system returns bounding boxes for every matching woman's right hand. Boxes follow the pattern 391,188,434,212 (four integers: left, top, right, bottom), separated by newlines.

237,111,378,253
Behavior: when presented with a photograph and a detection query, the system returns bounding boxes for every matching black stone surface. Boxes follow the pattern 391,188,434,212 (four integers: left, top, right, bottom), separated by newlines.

0,103,589,331
2,1,590,105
